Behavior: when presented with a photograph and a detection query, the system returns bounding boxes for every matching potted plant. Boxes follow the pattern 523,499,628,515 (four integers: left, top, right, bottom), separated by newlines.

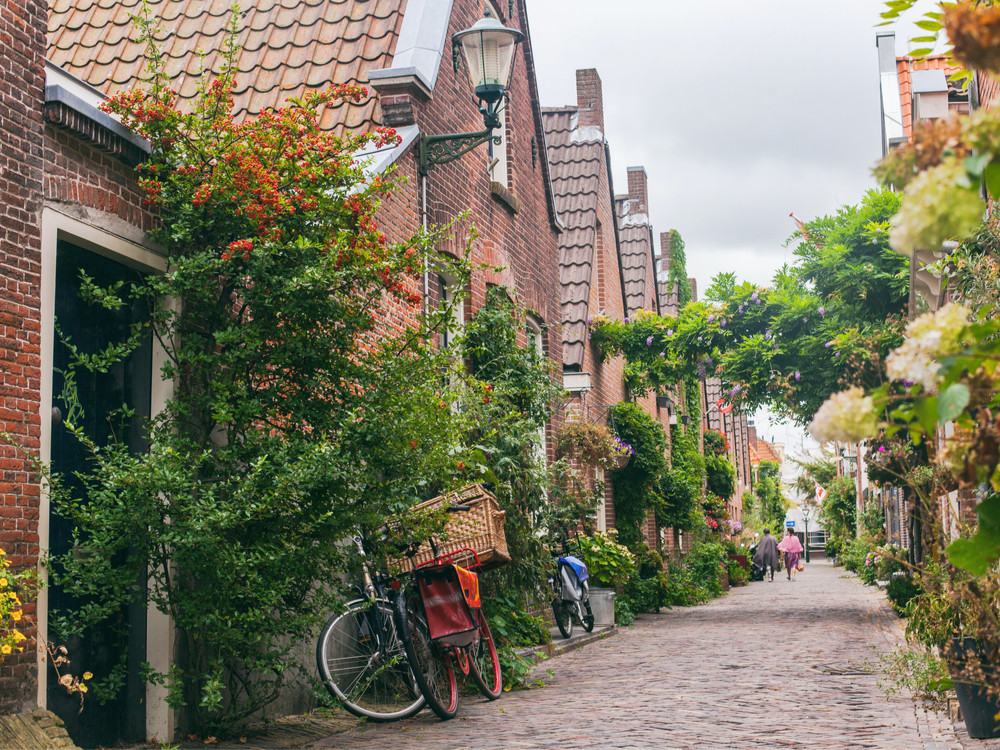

576,530,636,625
555,420,633,471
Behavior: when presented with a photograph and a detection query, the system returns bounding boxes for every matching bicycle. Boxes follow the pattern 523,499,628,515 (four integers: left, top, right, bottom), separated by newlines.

393,513,502,720
315,532,425,722
549,534,595,639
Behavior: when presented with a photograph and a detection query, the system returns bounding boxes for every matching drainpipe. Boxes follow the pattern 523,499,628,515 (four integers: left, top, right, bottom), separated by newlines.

422,173,429,320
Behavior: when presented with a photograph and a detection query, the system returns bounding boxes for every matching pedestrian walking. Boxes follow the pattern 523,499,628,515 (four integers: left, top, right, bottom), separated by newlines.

752,528,780,582
778,527,804,581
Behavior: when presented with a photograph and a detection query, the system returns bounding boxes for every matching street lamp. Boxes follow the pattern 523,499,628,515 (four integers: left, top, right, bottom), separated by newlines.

418,12,524,174
801,505,813,563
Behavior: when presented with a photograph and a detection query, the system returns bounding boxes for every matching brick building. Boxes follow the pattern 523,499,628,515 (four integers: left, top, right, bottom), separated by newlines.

0,0,570,742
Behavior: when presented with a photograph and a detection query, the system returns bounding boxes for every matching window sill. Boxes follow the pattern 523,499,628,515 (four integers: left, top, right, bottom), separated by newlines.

490,181,520,214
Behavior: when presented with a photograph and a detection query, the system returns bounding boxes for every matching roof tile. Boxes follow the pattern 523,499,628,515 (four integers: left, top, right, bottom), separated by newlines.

47,0,405,131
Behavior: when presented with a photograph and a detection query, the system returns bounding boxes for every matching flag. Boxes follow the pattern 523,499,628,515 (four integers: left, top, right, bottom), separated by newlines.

715,398,733,414
814,481,827,504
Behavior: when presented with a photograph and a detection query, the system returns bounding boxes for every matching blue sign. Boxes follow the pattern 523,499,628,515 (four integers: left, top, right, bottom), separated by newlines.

785,520,796,528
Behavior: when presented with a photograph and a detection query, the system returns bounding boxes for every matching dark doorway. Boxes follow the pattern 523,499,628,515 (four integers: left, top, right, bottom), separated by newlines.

48,240,152,747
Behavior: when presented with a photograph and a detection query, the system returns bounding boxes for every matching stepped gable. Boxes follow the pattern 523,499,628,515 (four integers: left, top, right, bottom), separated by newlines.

47,0,405,135
542,106,604,369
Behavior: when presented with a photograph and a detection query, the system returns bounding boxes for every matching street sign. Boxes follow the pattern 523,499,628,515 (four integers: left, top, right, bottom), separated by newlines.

785,520,795,528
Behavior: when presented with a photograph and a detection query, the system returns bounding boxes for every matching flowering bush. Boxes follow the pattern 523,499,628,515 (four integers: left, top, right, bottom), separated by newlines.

807,386,878,444
0,548,37,660
576,530,636,592
48,11,476,734
884,303,972,393
888,158,984,257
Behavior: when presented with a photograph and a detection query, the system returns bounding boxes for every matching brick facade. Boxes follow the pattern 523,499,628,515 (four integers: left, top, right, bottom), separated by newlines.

0,0,47,713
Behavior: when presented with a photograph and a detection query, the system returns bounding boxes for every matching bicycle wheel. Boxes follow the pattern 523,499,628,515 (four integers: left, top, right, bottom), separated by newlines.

468,609,502,699
316,598,425,722
394,594,459,720
582,597,595,633
552,598,573,639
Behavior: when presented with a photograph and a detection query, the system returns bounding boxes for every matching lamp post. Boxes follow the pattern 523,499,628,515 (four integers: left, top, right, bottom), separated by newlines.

418,12,524,174
801,505,813,563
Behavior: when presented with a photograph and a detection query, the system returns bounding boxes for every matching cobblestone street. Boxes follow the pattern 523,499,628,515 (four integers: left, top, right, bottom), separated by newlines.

305,562,1000,750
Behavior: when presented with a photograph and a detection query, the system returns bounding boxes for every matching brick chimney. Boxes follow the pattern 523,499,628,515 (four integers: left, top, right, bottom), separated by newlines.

659,231,673,268
626,166,648,215
575,68,604,133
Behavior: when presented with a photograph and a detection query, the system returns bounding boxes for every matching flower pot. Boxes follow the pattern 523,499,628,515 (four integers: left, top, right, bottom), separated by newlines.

588,587,615,627
948,637,1000,739
610,451,631,470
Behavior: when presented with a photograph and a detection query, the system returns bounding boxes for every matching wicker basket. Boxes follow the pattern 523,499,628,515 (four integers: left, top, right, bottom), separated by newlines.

407,484,510,571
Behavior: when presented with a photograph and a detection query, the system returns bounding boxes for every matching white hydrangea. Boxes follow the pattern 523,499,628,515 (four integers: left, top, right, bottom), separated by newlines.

885,303,971,392
808,387,878,444
888,158,985,257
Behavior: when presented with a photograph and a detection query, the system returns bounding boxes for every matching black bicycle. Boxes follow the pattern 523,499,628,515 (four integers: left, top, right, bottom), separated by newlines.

315,533,425,722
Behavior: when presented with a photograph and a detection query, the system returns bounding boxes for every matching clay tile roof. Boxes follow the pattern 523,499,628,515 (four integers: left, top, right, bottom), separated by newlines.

749,435,780,466
895,54,962,141
616,199,654,318
47,0,406,135
542,107,607,369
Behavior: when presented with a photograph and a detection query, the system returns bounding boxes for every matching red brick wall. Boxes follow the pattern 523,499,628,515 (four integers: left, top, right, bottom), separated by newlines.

370,0,564,439
43,127,157,232
0,0,46,712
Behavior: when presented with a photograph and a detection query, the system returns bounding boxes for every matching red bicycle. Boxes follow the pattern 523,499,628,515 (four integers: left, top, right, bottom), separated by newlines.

393,529,502,720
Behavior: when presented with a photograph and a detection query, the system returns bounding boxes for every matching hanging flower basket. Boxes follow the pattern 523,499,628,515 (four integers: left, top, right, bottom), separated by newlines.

608,437,635,471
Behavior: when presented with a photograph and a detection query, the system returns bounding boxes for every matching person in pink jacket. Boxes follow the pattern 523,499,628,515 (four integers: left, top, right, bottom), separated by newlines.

777,528,804,581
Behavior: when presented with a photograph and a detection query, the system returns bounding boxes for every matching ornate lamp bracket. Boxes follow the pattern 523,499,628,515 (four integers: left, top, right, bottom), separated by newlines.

418,129,502,174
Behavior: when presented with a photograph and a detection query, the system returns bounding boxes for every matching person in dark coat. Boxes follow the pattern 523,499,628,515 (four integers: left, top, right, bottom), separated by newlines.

752,528,780,582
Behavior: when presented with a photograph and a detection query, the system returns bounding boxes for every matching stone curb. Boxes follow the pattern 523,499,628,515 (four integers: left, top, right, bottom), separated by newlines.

516,624,619,665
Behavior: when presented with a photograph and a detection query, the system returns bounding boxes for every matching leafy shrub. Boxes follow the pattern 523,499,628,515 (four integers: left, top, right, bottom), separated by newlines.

609,403,668,546
702,428,730,457
620,546,668,615
663,561,711,607
705,453,736,500
577,531,636,592
653,468,697,530
684,541,727,600
614,596,636,627
886,574,922,616
872,645,952,705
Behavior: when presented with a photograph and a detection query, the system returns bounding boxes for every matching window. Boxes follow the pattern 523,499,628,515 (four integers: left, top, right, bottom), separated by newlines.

437,273,464,350
486,1,509,188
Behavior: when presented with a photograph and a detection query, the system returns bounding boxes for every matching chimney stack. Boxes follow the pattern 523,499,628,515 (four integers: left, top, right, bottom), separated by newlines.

659,231,674,268
575,68,605,133
626,166,648,215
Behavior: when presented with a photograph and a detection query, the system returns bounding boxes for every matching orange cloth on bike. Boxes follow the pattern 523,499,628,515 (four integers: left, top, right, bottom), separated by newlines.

453,564,480,609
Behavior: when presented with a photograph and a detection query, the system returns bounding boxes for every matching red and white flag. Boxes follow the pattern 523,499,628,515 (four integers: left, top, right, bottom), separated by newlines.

814,481,827,504
715,398,733,414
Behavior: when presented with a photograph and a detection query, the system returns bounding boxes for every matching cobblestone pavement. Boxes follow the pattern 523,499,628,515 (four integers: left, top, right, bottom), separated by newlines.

298,561,1000,750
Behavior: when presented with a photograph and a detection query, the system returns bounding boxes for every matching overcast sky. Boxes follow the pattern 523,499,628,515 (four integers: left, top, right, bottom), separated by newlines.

525,1,935,454
525,1,930,294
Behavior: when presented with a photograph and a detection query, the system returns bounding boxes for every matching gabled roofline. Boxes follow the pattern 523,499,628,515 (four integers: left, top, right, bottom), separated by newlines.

367,0,455,95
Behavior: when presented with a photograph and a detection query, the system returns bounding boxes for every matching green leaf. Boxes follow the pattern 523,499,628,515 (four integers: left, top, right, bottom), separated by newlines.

964,153,991,179
937,383,970,423
914,19,941,31
912,396,939,436
947,495,1000,575
985,162,1000,201
908,47,935,58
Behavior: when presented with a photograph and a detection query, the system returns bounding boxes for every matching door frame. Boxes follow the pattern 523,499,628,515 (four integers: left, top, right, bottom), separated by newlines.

39,206,173,741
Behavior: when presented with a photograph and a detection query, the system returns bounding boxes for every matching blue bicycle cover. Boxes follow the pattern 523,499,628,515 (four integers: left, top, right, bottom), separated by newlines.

559,555,589,583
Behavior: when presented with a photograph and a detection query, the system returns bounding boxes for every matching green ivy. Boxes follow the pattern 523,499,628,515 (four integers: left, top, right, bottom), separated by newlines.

608,403,668,547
